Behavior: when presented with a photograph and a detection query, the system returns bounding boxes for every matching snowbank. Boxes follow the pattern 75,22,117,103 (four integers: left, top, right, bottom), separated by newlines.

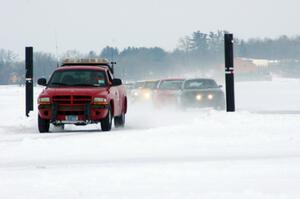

0,79,300,199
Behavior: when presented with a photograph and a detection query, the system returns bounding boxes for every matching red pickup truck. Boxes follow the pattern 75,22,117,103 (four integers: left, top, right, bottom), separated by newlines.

37,58,127,133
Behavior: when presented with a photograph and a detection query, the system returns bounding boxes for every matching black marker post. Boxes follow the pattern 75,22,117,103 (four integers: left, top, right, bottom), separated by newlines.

25,47,34,117
224,34,235,112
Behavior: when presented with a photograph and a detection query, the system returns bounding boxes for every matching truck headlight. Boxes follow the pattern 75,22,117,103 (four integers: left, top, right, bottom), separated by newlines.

196,94,202,101
208,94,214,100
93,97,107,104
38,97,50,104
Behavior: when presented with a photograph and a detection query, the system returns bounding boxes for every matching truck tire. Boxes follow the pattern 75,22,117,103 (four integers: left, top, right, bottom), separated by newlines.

38,115,50,133
114,112,125,128
101,105,112,131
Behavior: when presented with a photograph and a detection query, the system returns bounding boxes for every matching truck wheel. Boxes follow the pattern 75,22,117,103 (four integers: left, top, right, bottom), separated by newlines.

114,112,125,128
38,115,50,133
101,105,112,131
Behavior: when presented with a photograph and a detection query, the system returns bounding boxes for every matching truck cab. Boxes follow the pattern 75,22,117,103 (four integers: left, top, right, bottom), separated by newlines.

37,58,127,133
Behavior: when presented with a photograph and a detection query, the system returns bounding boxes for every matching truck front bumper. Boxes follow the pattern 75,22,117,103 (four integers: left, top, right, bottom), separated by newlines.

38,103,109,124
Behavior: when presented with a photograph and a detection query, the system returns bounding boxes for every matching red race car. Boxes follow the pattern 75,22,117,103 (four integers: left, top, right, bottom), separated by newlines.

152,78,184,107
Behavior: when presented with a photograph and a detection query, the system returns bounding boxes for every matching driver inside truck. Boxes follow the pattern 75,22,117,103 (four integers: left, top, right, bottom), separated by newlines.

89,72,106,86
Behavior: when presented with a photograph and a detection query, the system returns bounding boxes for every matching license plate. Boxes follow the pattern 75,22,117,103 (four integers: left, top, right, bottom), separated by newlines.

66,115,78,121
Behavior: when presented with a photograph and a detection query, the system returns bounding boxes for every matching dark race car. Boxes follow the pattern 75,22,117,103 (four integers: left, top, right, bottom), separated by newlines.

178,78,225,110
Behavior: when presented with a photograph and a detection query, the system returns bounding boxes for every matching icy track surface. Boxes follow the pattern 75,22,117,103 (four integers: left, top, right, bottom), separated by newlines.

0,78,300,199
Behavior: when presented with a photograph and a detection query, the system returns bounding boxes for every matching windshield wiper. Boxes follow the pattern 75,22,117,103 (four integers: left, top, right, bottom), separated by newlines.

49,82,101,87
49,82,68,86
72,83,100,87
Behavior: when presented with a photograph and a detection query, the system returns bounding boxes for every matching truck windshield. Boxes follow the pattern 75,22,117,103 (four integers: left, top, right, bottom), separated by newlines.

184,79,218,89
48,69,107,87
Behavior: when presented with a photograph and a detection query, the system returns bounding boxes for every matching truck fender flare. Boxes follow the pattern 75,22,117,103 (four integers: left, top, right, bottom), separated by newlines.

110,100,115,116
124,97,127,114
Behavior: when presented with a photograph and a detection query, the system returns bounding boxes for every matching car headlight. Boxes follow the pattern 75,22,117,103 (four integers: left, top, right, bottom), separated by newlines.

133,92,139,96
208,94,214,100
195,94,202,101
93,97,107,104
38,97,50,104
144,92,151,99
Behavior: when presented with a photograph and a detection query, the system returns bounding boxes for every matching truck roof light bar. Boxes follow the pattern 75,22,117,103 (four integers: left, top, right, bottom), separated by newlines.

61,58,115,74
62,58,109,65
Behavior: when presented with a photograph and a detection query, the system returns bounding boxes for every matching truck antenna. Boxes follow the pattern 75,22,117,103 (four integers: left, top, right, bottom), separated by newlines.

54,29,60,67
110,46,116,74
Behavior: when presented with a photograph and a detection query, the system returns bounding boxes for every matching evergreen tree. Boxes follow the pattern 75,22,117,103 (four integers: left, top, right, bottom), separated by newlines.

100,46,119,60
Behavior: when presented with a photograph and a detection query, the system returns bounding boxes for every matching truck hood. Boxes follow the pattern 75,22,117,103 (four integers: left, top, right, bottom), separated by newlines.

39,87,109,98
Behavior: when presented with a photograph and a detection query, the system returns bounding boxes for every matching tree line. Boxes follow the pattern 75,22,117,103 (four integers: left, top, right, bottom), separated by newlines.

1,30,300,84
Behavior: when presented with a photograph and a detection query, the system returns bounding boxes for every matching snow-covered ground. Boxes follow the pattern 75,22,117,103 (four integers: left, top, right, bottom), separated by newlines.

0,78,300,199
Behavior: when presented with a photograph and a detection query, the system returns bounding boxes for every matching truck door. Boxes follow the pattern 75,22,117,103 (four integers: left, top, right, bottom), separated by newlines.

107,71,121,116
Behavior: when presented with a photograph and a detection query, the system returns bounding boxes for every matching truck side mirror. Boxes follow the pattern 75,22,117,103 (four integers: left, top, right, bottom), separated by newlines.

112,78,122,86
37,78,47,86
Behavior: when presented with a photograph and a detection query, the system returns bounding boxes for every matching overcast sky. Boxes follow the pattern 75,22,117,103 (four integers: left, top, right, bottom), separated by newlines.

0,0,299,57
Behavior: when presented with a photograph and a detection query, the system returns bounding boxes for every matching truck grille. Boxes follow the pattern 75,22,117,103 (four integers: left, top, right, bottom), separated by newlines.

52,95,92,105
58,111,85,115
